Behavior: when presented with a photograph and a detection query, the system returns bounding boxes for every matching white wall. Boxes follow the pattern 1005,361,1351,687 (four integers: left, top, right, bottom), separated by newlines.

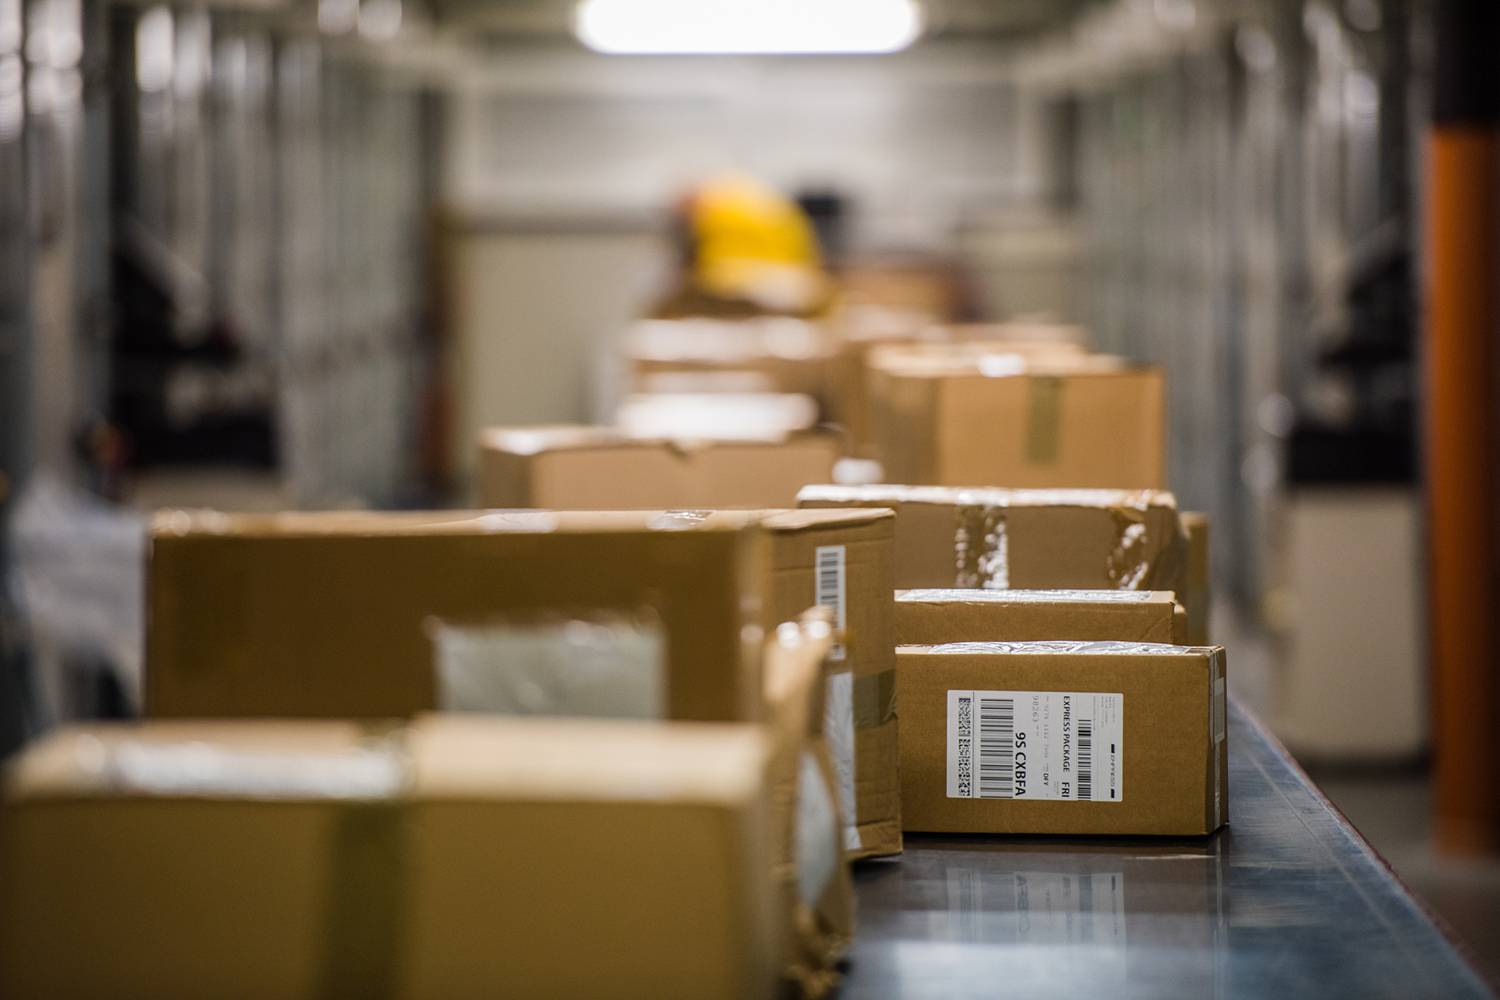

437,41,1076,486
442,40,1040,252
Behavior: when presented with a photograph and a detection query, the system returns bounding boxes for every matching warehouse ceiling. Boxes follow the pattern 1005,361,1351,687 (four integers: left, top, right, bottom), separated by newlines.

431,0,1098,44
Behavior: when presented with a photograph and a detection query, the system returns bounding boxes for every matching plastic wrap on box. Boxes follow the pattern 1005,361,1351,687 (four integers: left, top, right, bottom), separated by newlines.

9,476,147,709
899,588,1163,604
429,613,667,720
920,639,1209,656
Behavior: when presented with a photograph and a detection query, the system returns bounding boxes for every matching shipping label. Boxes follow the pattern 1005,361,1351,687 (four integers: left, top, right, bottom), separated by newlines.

947,690,1123,802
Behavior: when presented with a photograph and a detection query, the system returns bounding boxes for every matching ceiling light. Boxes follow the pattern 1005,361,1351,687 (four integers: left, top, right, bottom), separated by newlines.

574,0,923,56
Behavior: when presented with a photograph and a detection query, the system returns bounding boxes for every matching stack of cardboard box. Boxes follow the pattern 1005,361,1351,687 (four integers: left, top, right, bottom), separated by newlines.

479,426,841,509
0,301,1234,995
6,509,892,996
794,482,1226,839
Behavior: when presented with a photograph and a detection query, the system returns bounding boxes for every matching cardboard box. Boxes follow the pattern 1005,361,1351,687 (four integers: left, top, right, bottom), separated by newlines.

865,354,1165,489
896,640,1228,835
146,510,768,723
0,717,780,999
478,426,841,509
896,589,1185,645
833,337,1087,460
798,484,1187,594
762,509,901,859
836,259,966,318
763,612,854,998
1181,511,1211,645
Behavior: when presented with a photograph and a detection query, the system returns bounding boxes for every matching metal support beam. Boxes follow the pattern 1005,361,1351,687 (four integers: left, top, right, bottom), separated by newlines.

1426,0,1500,855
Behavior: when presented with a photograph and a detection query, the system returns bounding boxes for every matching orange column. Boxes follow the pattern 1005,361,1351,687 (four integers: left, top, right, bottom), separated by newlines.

1426,2,1500,856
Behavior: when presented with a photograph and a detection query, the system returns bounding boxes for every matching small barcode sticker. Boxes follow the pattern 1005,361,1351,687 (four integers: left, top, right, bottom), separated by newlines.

947,690,1123,802
814,545,846,661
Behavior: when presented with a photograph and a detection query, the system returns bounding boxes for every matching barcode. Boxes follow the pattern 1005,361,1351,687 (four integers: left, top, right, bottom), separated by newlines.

947,689,1122,803
977,697,1016,798
1076,719,1093,801
814,545,846,660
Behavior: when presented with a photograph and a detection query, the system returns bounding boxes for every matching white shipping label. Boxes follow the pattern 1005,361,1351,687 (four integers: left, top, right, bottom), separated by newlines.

814,545,847,661
947,690,1124,802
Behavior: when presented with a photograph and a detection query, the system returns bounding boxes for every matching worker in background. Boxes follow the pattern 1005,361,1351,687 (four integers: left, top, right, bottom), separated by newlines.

653,174,836,319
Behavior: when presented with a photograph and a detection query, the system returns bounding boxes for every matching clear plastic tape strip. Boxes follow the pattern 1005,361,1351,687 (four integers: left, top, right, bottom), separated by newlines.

953,505,1009,590
898,588,1161,604
77,734,408,800
795,751,840,907
429,616,667,721
823,672,860,852
1106,505,1153,589
920,640,1212,656
949,495,1166,592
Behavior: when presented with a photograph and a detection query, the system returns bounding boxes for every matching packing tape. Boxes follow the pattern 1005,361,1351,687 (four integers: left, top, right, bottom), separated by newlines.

429,614,668,721
953,505,1009,590
1105,503,1154,589
853,669,896,730
1024,376,1064,465
950,491,1181,593
318,798,408,1000
823,671,859,852
1108,496,1190,592
318,726,411,1000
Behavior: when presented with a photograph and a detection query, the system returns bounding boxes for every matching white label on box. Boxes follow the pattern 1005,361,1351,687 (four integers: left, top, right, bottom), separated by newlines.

814,544,847,661
947,690,1124,802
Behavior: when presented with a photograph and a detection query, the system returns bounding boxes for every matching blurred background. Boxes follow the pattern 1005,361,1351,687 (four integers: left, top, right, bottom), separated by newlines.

3,0,1497,977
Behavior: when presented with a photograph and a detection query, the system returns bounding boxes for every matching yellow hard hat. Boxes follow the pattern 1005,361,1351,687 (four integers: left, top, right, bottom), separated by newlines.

688,175,829,311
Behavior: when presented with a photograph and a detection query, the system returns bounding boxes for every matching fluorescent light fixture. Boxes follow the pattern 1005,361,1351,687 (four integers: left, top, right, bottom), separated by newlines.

574,0,923,55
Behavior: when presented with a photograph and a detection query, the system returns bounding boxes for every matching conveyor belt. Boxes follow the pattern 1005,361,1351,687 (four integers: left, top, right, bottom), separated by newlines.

843,700,1492,998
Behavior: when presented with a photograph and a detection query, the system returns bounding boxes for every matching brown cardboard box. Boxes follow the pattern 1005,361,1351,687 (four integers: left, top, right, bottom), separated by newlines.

896,589,1185,645
478,426,841,509
762,509,901,859
865,353,1165,489
896,640,1228,836
0,717,780,1000
1181,512,1211,645
836,259,966,318
763,612,854,998
834,337,1089,459
146,510,768,723
798,484,1187,594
